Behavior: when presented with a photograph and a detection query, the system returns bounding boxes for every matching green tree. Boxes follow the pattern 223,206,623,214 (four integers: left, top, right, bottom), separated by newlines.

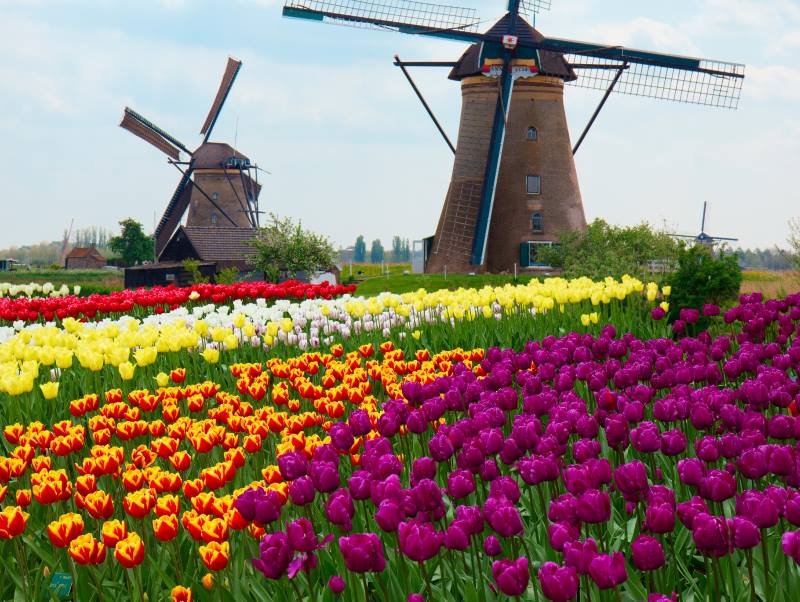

539,219,680,280
354,236,366,263
666,244,742,325
370,239,384,264
789,218,800,270
109,219,154,267
249,213,336,283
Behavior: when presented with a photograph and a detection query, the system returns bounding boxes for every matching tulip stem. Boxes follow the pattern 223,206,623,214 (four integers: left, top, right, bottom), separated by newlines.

760,535,770,602
89,567,105,602
13,538,31,602
420,561,434,602
745,549,756,601
359,573,370,602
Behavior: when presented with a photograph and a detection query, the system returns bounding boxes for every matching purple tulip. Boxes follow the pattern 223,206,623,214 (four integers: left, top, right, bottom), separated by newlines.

575,489,611,524
252,532,292,580
563,538,598,575
398,520,443,562
699,470,737,503
483,534,502,557
692,513,730,557
328,575,346,595
443,520,471,551
278,451,308,481
728,516,761,549
348,410,373,437
338,533,386,573
286,518,317,553
407,594,425,602
537,562,579,602
631,535,665,571
614,461,649,503
309,461,340,493
782,531,800,564
486,498,524,538
519,455,559,485
330,423,354,452
588,552,628,589
447,469,476,500
325,488,355,531
492,557,530,597
548,522,579,553
347,471,372,501
645,502,675,534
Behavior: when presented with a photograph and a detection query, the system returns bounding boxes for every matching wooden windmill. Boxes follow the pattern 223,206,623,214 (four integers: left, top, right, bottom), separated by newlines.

282,0,745,273
120,57,262,259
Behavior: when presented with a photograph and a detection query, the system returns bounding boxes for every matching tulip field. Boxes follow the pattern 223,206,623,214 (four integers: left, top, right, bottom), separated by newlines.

2,277,800,601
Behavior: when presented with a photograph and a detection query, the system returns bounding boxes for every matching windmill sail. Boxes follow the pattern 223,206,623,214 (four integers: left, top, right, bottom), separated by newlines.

155,173,194,257
282,0,481,39
120,108,191,160
200,58,243,140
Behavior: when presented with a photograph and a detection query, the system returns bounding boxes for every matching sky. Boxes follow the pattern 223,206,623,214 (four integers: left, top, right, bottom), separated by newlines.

1,0,799,251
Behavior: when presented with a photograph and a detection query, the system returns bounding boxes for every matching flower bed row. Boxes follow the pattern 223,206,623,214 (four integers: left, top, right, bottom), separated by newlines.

1,292,800,600
0,277,667,397
0,282,82,299
0,281,356,324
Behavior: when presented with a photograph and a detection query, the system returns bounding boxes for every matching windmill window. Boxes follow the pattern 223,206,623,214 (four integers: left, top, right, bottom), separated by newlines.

211,192,219,201
532,212,543,233
527,127,538,141
526,175,541,195
211,213,218,226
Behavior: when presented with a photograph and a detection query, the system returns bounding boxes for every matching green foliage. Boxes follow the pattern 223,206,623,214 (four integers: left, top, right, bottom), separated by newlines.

215,266,239,285
370,239,384,264
539,219,680,280
109,219,154,267
249,213,337,283
789,218,800,270
354,236,366,263
667,244,742,320
391,236,411,262
182,259,209,285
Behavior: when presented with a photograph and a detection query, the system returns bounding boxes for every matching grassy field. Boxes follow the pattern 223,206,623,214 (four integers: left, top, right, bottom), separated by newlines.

354,272,543,296
740,269,799,298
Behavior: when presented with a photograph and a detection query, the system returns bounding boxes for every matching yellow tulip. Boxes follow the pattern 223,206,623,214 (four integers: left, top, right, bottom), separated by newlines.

580,314,590,327
201,348,220,364
155,372,169,388
118,362,135,381
660,302,670,313
233,314,246,329
39,381,59,400
661,286,671,297
223,335,238,350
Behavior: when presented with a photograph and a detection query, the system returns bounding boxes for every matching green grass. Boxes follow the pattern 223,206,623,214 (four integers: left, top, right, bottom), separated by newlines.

341,262,411,279
354,272,542,296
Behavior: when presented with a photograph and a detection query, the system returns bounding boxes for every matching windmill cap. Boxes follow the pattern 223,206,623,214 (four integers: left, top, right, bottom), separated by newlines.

449,13,575,82
191,142,250,170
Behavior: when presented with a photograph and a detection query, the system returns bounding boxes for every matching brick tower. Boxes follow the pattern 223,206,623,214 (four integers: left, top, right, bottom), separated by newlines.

186,143,256,229
426,18,587,274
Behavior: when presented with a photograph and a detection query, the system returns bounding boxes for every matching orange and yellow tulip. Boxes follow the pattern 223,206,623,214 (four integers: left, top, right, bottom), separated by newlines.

114,532,145,568
68,534,106,565
199,541,229,571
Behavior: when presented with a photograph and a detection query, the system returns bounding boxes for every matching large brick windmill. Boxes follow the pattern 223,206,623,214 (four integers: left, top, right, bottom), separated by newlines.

282,0,744,273
120,57,262,260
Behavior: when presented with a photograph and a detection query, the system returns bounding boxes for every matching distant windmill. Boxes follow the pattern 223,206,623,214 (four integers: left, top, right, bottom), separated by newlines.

671,202,738,246
282,0,745,273
119,57,263,258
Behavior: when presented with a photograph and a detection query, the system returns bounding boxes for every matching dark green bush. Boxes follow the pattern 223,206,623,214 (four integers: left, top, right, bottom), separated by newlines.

539,219,680,280
666,245,742,321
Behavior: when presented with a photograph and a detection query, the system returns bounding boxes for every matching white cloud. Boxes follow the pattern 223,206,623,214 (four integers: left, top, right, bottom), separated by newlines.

745,65,800,101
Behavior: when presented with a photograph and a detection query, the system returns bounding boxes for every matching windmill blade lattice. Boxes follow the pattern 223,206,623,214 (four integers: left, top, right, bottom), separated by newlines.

565,55,744,109
283,0,480,34
519,0,551,17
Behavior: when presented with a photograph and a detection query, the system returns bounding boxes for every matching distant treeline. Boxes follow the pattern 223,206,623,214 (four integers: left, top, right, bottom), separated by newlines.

737,247,794,270
1,226,115,267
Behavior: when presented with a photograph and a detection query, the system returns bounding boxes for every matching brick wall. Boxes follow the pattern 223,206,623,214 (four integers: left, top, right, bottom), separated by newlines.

426,74,587,274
